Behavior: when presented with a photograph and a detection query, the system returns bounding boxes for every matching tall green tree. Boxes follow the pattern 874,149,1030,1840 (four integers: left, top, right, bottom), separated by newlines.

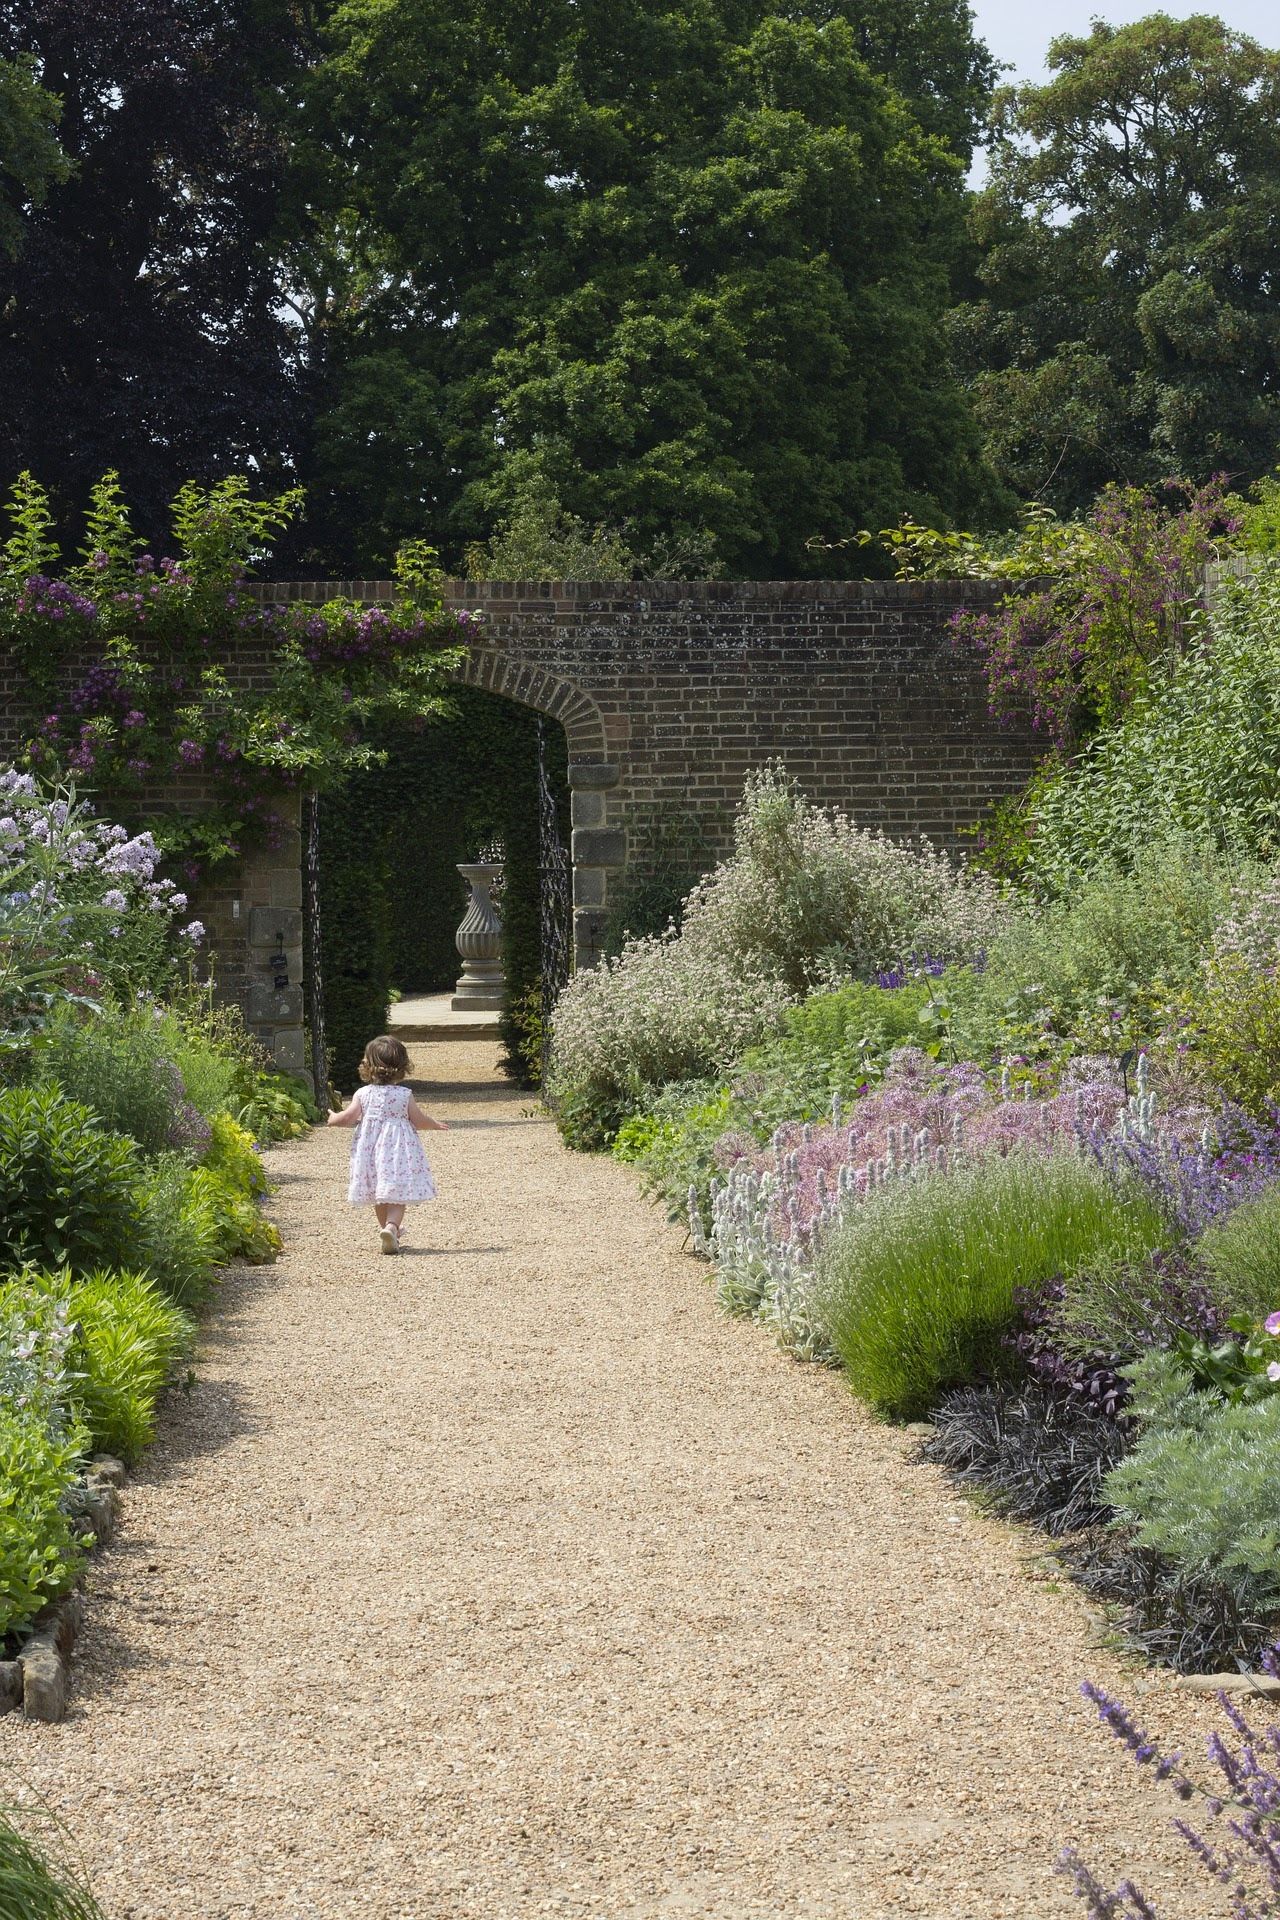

292,0,998,575
952,14,1280,511
0,53,65,257
0,0,305,543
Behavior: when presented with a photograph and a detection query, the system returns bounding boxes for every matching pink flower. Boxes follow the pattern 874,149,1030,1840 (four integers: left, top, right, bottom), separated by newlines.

1266,1312,1280,1337
1268,1362,1280,1383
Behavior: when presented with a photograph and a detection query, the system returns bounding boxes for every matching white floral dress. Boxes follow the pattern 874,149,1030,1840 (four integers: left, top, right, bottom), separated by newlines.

347,1084,437,1207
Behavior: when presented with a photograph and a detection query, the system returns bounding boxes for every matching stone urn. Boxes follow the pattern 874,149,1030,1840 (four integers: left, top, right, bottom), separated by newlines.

451,862,506,1011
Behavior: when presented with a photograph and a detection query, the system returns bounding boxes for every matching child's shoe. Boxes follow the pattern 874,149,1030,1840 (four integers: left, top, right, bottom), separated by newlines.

379,1225,400,1255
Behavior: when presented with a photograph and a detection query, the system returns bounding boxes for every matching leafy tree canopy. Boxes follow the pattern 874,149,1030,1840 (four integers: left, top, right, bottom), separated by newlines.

0,52,65,258
293,0,999,575
0,0,305,544
951,14,1280,512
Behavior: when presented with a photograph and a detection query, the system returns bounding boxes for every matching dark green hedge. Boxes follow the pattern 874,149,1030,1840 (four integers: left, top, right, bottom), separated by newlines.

318,691,567,1088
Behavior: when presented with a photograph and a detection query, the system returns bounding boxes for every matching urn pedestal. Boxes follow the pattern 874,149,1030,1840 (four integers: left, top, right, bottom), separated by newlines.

452,863,506,1011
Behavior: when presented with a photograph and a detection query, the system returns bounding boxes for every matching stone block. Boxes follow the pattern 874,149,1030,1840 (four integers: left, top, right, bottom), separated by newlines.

570,788,607,830
247,982,304,1026
568,761,620,790
273,1028,308,1077
0,1661,21,1715
572,866,607,910
20,1644,66,1722
573,907,608,965
267,869,303,909
571,827,626,867
248,906,303,949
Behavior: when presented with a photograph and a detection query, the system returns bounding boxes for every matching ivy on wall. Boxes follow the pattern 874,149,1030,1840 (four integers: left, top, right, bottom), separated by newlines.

319,689,568,1088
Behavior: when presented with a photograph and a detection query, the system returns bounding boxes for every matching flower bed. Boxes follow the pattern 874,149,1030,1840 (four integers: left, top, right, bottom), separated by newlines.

0,767,303,1714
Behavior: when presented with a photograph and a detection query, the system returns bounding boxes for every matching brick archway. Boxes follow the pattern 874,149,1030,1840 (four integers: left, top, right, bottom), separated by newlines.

455,644,622,968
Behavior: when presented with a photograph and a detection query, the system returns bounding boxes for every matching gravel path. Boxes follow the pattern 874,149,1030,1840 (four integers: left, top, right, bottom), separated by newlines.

0,1044,1232,1918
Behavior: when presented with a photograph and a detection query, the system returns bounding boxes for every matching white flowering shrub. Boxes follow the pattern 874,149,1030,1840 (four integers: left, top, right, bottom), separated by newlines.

549,768,1011,1146
0,767,204,1031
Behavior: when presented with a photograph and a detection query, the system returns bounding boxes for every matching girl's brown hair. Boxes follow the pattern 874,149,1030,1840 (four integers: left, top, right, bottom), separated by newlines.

358,1035,412,1084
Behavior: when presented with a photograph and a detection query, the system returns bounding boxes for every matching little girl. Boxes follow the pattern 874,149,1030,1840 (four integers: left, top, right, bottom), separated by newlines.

327,1035,447,1254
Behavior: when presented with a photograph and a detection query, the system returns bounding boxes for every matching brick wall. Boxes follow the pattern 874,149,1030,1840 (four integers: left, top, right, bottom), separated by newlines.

0,578,1043,1074
261,577,1042,962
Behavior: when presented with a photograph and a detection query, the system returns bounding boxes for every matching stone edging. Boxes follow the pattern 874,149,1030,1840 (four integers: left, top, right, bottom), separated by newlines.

1,1454,126,1723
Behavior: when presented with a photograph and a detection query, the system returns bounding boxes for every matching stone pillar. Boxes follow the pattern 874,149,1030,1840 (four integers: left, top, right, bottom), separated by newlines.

567,761,623,969
240,793,309,1083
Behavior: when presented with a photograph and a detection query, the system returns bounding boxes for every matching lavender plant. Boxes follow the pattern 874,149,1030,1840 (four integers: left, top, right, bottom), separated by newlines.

1062,1682,1280,1919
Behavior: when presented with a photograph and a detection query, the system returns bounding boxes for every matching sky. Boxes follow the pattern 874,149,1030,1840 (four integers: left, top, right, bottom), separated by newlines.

970,0,1278,86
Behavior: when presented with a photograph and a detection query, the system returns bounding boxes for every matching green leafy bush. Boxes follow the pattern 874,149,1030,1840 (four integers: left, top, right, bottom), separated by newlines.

0,1404,84,1642
2,1270,193,1465
0,1807,108,1920
1104,1348,1280,1620
948,840,1233,1062
32,1002,207,1156
1021,566,1280,886
132,1154,223,1308
551,769,1005,1146
0,1086,141,1273
818,1154,1169,1419
1195,1184,1280,1322
200,1112,268,1199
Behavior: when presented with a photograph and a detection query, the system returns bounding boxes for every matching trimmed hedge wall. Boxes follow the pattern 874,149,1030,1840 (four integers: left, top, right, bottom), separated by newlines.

319,691,568,1088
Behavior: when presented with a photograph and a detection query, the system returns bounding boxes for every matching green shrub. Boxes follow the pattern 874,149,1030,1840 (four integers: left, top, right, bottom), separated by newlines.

0,1808,107,1920
0,1403,84,1642
1023,566,1280,885
1,1269,193,1466
201,1112,268,1199
551,768,1006,1146
948,840,1232,1062
191,1164,282,1265
233,1069,314,1141
818,1153,1169,1419
1104,1348,1280,1619
32,1002,201,1156
0,1086,142,1273
1195,1183,1280,1322
68,1272,192,1463
132,1154,223,1308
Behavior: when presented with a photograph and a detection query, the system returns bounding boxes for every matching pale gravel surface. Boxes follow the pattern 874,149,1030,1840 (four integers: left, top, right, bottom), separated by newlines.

0,1043,1237,1918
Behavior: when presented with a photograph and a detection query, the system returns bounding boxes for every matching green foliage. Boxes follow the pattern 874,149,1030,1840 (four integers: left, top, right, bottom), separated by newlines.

201,1112,268,1199
0,1805,107,1920
0,1402,84,1643
1241,469,1280,555
0,57,67,261
0,471,465,864
32,1004,195,1158
551,767,1004,1147
464,485,641,582
131,1154,223,1309
0,1086,142,1273
1184,954,1280,1120
953,15,1280,512
1197,1185,1280,1323
297,0,998,575
1104,1348,1280,1619
3,1269,193,1466
818,1154,1168,1419
947,840,1233,1061
1021,568,1280,887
